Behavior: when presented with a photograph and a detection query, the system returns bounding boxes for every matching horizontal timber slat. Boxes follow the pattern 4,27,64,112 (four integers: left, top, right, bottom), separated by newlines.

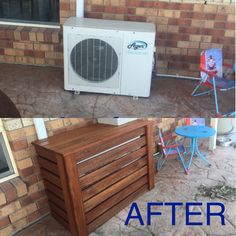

44,180,64,200
49,201,68,221
46,190,66,211
41,168,61,187
38,156,59,175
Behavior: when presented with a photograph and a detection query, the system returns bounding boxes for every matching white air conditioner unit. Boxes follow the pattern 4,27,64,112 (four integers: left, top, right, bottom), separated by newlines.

63,17,156,97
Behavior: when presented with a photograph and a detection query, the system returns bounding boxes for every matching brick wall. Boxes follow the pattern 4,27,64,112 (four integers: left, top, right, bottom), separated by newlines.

0,118,95,236
85,1,235,77
0,0,76,67
0,1,235,76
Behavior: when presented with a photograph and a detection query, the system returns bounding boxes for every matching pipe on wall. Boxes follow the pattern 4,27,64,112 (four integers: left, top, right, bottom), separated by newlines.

155,73,201,81
76,0,85,18
33,118,48,140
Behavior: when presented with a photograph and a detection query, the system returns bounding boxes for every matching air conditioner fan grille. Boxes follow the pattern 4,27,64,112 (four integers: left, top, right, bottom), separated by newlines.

70,38,118,82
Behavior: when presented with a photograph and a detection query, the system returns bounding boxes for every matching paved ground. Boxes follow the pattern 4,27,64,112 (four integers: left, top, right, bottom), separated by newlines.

0,63,235,118
16,145,236,236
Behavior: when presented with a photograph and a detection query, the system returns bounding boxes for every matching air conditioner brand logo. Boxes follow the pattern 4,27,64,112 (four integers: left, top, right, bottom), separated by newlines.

127,41,148,50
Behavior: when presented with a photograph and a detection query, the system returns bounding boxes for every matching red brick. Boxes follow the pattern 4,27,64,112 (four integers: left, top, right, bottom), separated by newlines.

34,51,45,58
126,0,141,7
44,29,53,43
214,22,226,29
24,50,34,57
26,210,41,223
0,216,10,229
10,139,28,151
0,182,17,203
19,166,34,177
19,196,33,207
0,39,13,48
20,29,30,41
168,61,189,70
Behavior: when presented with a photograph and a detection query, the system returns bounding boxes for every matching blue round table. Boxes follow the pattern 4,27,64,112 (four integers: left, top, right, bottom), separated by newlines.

175,126,216,173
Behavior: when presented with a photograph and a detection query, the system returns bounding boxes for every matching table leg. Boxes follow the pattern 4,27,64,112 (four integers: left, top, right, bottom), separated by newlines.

187,138,196,171
176,147,187,174
195,139,211,167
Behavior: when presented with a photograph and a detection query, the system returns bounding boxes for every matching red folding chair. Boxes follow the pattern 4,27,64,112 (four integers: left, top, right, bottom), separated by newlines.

191,48,235,117
156,129,188,174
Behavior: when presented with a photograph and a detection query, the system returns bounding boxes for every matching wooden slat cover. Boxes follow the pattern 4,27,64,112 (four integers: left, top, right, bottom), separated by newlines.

32,120,155,236
32,120,149,156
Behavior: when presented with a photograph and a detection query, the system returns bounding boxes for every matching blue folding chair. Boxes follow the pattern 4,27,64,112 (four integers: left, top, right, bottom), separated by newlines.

192,48,235,117
156,129,188,174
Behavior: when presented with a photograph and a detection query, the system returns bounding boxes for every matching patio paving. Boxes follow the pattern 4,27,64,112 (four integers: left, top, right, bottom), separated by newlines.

16,145,236,236
0,63,235,118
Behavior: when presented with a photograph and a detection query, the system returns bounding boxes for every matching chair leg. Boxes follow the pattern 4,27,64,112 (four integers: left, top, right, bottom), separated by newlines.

177,147,188,175
192,81,213,97
212,77,220,115
191,81,203,96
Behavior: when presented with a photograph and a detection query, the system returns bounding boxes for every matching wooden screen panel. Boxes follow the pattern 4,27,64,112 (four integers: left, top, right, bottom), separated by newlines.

32,121,155,236
76,132,149,230
37,155,70,232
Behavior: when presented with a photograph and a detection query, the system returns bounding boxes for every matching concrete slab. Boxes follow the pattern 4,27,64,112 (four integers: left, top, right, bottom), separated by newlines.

16,146,236,236
0,64,234,117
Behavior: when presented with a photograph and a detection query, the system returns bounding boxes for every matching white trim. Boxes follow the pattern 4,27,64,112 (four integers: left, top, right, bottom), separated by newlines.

0,21,60,29
209,118,218,151
0,119,3,132
0,173,18,184
0,123,19,183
